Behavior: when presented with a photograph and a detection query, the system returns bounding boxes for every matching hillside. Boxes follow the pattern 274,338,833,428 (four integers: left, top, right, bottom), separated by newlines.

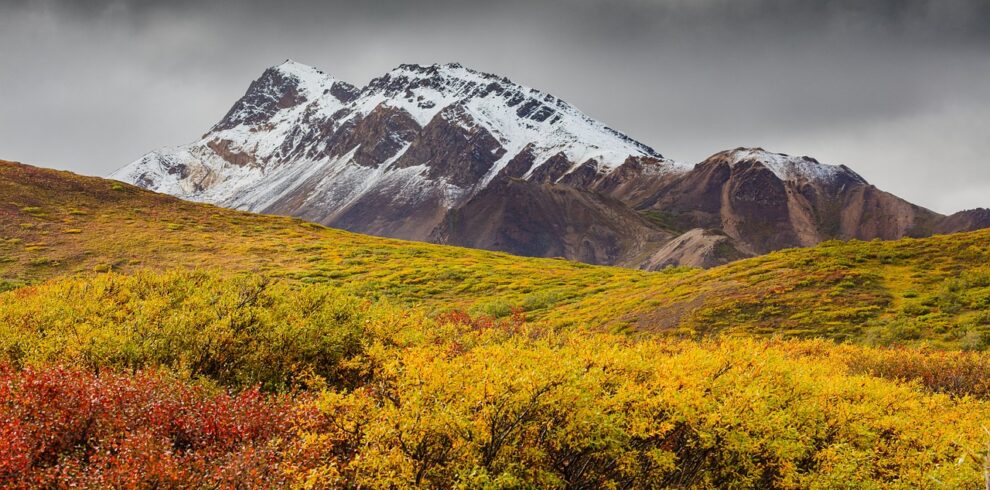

4,159,990,349
3,159,990,486
0,159,653,315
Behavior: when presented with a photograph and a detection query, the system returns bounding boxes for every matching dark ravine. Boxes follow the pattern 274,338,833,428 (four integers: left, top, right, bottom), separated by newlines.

112,60,989,269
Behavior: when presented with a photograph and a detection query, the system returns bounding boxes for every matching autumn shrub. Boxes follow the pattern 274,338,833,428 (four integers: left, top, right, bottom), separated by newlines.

769,339,990,400
840,346,990,398
435,308,526,334
307,333,990,488
2,279,990,487
2,267,990,487
3,334,988,488
0,364,337,488
0,270,377,391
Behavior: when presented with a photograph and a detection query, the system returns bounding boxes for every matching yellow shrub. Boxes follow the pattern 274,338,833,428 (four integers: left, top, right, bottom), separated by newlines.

313,331,990,488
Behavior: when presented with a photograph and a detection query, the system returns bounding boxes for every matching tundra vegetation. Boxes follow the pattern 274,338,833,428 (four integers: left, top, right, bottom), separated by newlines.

2,160,990,488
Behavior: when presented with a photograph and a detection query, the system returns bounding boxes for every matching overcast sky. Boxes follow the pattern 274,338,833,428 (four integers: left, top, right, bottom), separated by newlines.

1,0,988,213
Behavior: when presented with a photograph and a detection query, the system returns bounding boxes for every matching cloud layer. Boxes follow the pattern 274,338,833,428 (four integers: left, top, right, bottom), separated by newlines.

2,0,988,213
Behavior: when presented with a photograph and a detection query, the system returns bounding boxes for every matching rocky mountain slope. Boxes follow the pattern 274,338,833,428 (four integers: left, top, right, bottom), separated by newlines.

113,60,988,268
625,148,947,256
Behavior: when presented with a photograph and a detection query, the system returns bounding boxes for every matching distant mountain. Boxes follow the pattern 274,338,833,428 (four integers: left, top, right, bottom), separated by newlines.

113,60,989,268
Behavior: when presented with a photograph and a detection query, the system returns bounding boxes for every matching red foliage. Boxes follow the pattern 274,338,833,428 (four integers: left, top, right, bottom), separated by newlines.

0,365,331,488
436,308,527,333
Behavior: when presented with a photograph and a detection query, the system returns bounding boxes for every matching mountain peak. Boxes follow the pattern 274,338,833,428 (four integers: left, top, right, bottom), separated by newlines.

366,62,507,101
393,61,467,71
205,60,352,135
353,62,664,168
267,59,336,96
389,62,492,78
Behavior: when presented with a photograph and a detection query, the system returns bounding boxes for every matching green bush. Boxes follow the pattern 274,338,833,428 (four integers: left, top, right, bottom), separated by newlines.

520,289,563,311
471,298,514,318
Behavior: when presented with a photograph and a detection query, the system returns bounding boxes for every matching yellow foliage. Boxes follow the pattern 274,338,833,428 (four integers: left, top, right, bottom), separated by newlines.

311,328,990,488
0,269,988,487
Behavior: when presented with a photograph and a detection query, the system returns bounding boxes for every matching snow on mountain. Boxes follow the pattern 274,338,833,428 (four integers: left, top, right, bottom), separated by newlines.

351,63,683,184
206,60,353,163
722,148,866,184
113,60,364,211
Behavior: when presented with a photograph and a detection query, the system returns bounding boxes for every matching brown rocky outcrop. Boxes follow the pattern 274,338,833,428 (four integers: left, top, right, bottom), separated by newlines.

638,228,750,270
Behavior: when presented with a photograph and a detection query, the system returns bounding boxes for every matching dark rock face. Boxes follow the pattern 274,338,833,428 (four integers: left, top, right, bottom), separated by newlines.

324,105,421,167
557,160,604,188
724,161,800,254
211,68,307,132
495,145,537,181
329,82,361,104
528,153,575,184
393,106,506,188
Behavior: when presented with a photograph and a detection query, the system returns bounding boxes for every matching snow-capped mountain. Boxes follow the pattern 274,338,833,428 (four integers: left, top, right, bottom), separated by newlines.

114,60,685,240
114,60,989,268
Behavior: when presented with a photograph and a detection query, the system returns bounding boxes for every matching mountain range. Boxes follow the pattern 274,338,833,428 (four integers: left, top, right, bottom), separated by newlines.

112,60,990,268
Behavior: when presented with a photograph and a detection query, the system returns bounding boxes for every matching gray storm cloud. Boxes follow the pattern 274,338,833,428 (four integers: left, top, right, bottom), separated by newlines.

1,0,988,213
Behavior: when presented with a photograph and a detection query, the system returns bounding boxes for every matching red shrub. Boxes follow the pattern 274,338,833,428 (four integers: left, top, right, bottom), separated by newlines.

0,365,330,488
436,308,527,333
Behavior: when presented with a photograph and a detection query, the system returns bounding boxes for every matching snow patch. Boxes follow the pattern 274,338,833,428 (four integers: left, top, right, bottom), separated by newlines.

725,148,860,183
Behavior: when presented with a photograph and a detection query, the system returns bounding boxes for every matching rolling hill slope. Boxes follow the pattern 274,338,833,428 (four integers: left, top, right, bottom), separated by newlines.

4,158,990,348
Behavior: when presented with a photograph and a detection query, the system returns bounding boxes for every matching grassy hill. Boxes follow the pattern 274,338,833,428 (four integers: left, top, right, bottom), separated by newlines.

3,159,990,487
3,159,989,348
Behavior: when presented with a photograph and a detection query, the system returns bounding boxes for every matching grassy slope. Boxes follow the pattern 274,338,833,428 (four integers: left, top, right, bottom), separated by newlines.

0,160,658,320
3,159,989,348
